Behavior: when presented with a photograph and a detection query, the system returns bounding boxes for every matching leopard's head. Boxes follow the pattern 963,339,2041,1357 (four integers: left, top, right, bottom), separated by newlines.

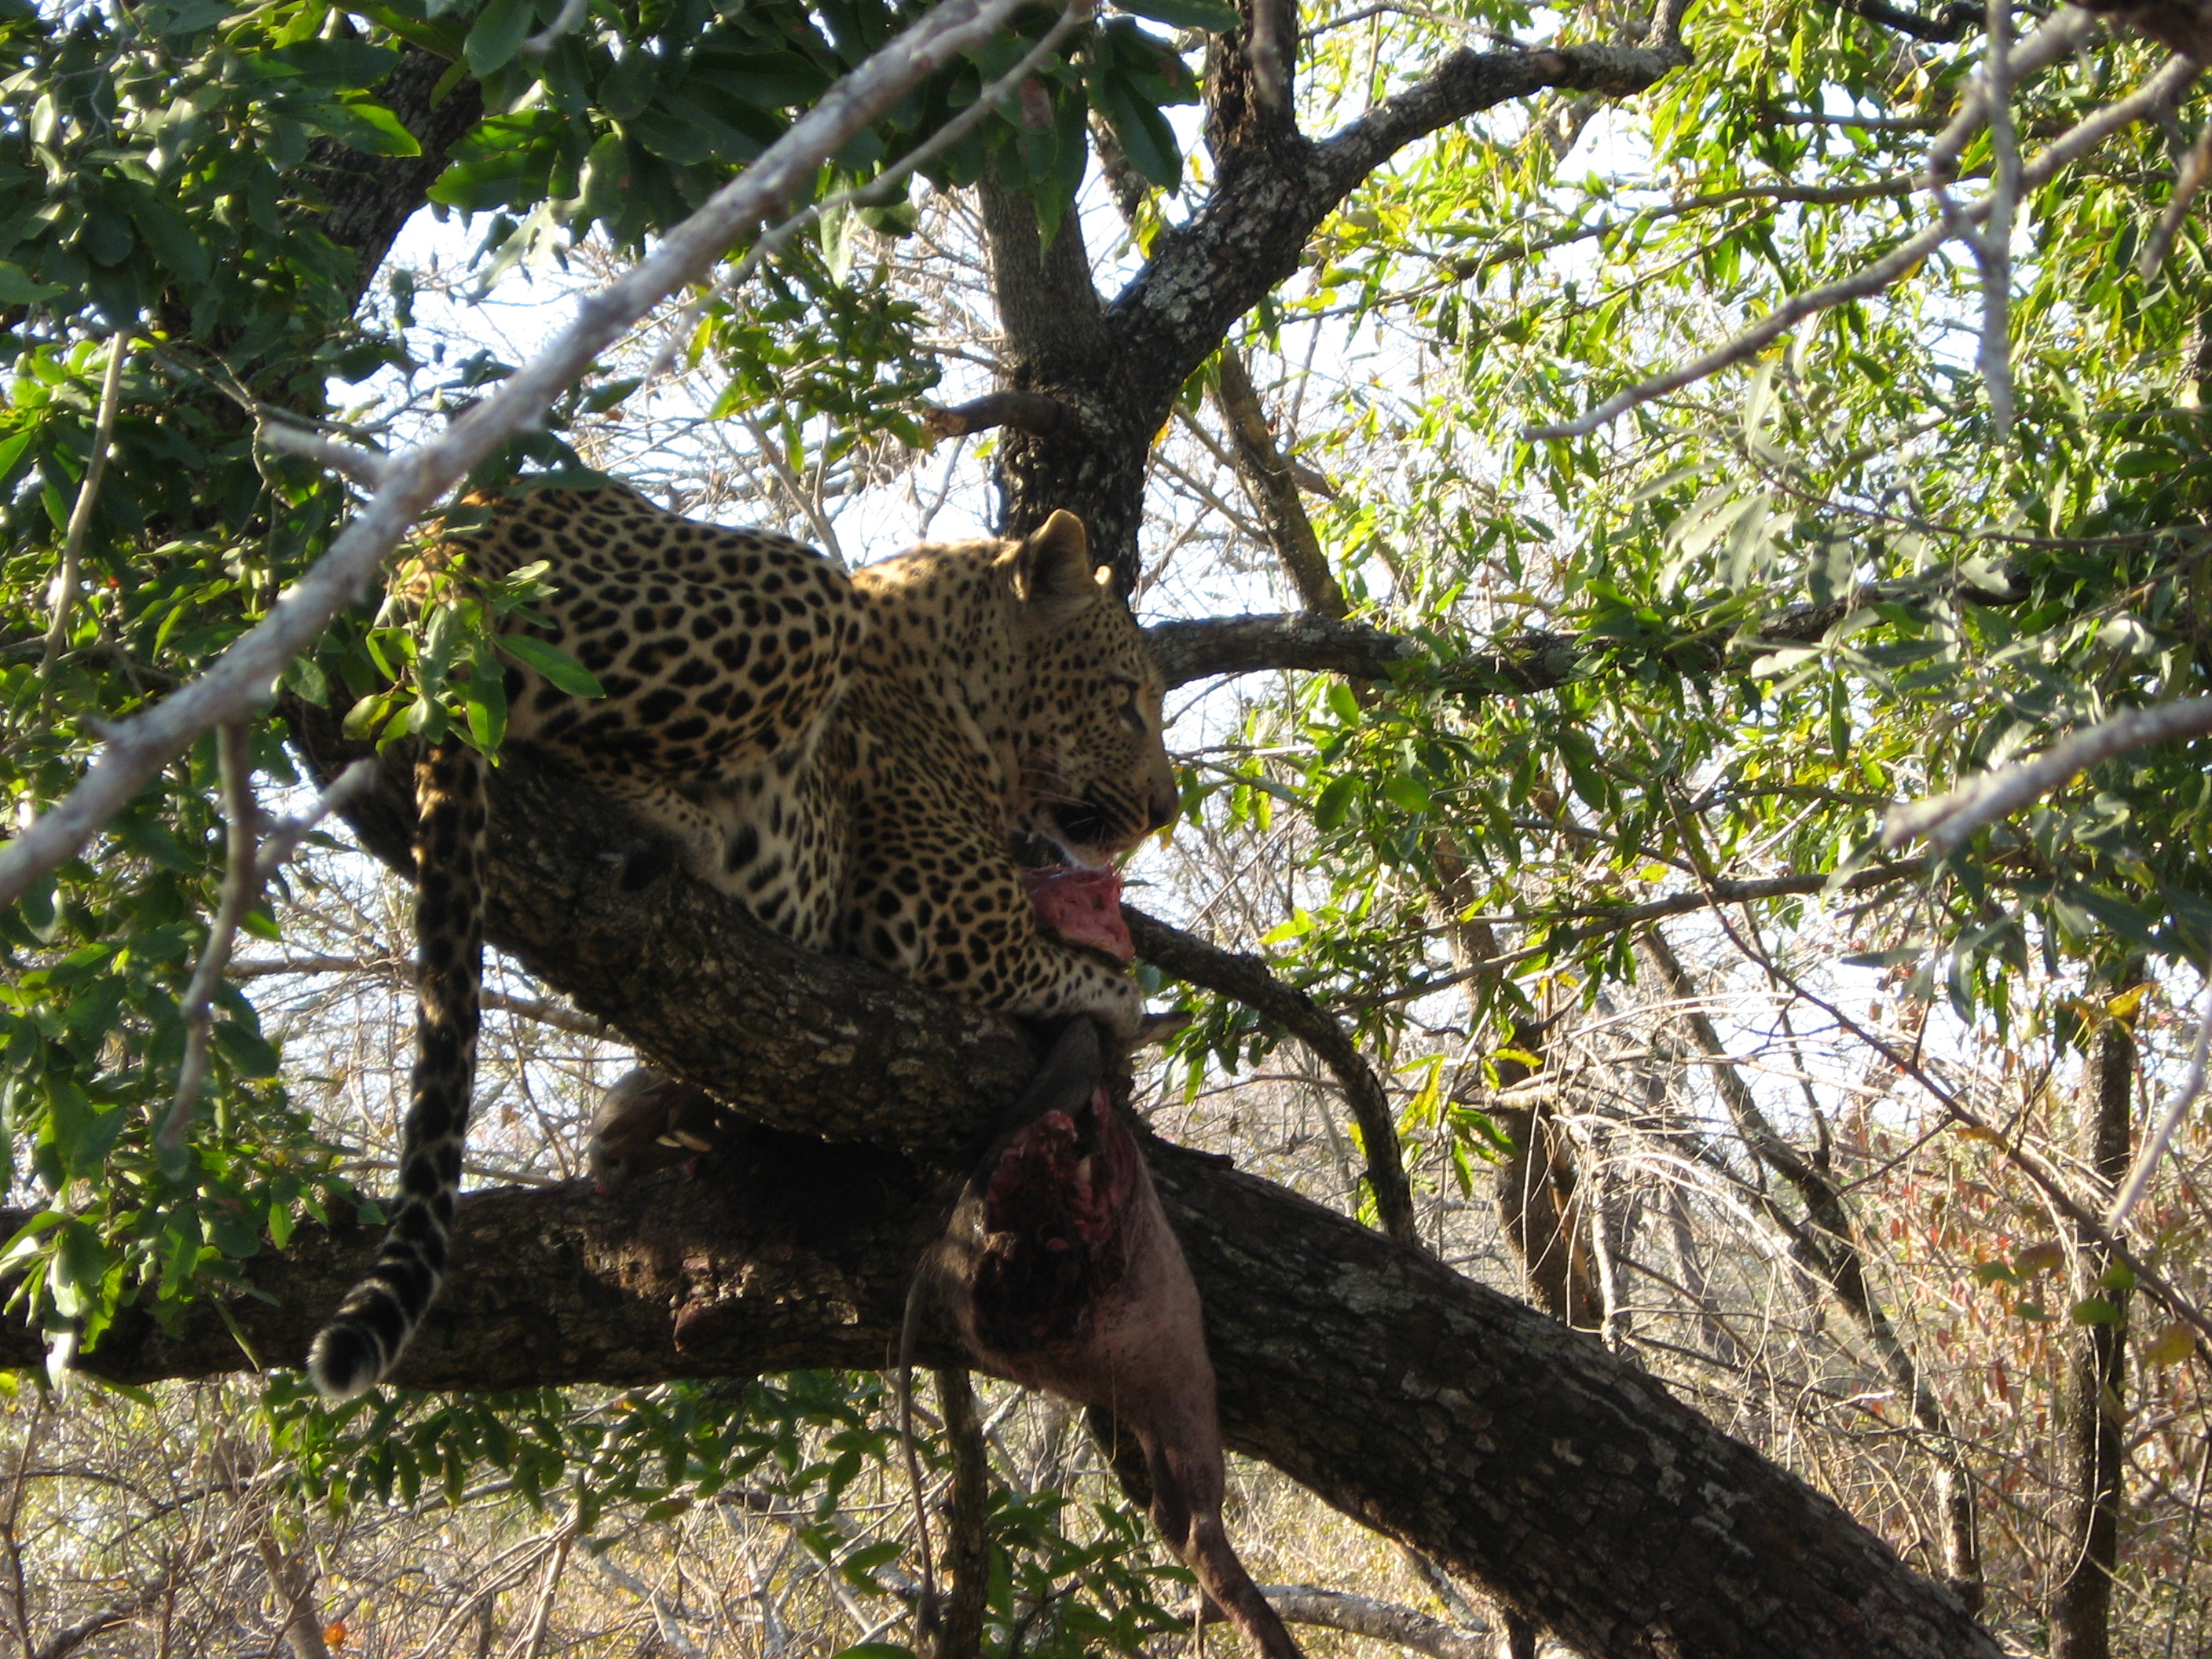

995,511,1177,866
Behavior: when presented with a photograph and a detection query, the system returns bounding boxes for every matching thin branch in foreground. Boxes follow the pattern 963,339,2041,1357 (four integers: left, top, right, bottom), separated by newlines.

38,331,130,683
1881,694,2212,854
1528,35,2194,441
159,756,378,1158
1926,5,2100,185
2106,988,2212,1232
258,421,388,489
1969,0,2020,437
0,0,1031,914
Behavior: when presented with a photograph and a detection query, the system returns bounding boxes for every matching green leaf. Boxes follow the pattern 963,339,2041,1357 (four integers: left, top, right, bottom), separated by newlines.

49,1220,112,1320
466,0,539,79
269,38,403,88
1383,774,1432,813
500,634,605,698
1093,70,1180,189
129,196,211,284
1313,775,1358,830
0,262,63,305
306,100,425,158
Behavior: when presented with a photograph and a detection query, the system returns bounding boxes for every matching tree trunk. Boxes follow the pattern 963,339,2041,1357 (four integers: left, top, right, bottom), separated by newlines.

2049,1013,2134,1658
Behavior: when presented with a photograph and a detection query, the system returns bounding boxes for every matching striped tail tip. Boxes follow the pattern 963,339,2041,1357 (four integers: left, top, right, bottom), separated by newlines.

307,1318,389,1401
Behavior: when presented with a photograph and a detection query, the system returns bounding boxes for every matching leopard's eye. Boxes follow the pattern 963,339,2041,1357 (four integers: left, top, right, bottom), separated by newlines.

1112,678,1144,733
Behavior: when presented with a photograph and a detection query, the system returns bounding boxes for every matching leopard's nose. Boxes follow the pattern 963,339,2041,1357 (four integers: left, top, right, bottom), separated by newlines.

1146,787,1178,833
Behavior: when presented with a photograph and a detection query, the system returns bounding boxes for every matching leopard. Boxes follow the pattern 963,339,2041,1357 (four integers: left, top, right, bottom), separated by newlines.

307,483,1177,1400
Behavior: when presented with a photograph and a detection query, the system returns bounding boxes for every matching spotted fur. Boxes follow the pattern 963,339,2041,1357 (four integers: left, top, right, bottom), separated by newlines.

308,485,1174,1398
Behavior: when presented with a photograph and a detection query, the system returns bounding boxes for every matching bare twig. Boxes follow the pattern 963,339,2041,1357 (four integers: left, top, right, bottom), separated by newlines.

741,412,848,568
258,421,389,489
0,0,1032,914
2107,988,2212,1232
1529,43,2196,441
1881,694,2212,854
1709,907,2212,1348
584,1544,709,1659
38,332,130,681
159,756,379,1158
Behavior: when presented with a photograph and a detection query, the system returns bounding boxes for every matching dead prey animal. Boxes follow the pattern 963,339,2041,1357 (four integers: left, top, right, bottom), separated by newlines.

904,1018,1302,1659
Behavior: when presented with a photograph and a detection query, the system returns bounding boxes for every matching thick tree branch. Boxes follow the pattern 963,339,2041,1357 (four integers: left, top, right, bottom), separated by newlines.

242,715,2009,1657
1111,33,1690,412
921,391,1080,440
6,1140,1998,1659
1146,569,2025,692
1829,0,1979,42
1212,347,1346,618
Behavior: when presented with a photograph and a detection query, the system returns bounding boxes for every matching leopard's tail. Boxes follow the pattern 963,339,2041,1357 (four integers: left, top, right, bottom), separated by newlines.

309,738,487,1399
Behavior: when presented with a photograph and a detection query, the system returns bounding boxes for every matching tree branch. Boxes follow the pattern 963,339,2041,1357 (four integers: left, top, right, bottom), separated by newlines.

1188,1585,1490,1657
1828,0,1979,42
1123,906,1417,1246
921,392,1079,440
1109,33,1690,419
4,1138,1998,1659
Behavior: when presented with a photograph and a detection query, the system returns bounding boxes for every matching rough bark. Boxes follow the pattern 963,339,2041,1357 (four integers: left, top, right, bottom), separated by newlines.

2049,1015,2134,1659
304,46,487,310
11,1139,1997,1659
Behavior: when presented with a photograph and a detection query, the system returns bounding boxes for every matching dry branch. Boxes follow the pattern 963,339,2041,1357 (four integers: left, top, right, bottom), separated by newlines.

1881,694,2212,853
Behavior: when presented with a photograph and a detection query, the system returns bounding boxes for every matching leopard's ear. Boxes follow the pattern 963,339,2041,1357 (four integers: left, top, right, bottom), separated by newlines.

1005,510,1105,606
